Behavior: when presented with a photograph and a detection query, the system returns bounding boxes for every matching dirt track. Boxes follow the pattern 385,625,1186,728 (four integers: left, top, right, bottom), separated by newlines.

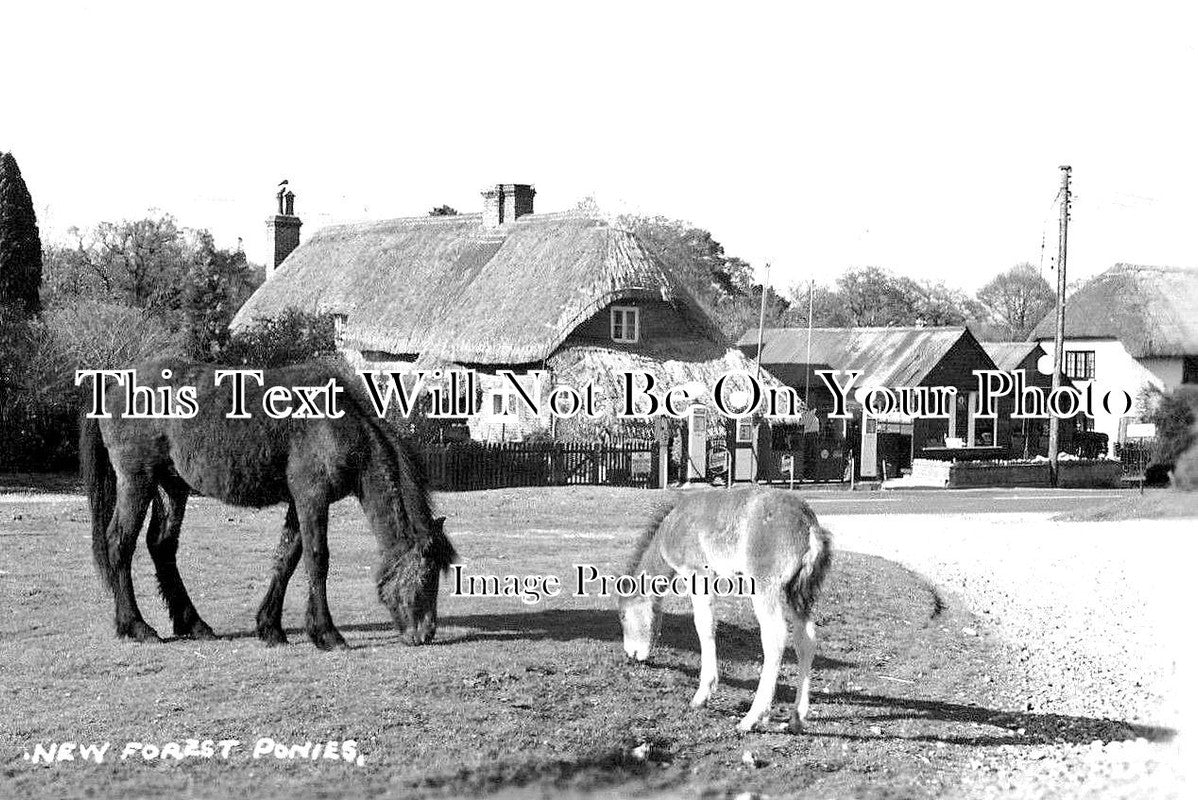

829,511,1195,799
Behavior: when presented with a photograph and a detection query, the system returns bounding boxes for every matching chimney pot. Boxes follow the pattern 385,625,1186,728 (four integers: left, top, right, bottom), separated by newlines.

481,183,535,229
266,187,301,279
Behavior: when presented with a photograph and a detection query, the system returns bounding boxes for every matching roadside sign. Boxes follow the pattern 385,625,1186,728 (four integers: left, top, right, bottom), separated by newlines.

1125,423,1156,439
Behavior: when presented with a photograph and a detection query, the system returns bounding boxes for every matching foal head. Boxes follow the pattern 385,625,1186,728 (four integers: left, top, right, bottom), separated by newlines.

618,593,661,662
377,517,456,645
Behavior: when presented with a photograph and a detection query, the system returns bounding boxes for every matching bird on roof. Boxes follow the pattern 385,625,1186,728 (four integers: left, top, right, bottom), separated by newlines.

278,179,289,187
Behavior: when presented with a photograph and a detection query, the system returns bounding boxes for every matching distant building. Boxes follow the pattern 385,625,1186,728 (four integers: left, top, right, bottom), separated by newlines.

738,326,999,479
980,341,1070,459
1030,263,1198,454
234,183,776,442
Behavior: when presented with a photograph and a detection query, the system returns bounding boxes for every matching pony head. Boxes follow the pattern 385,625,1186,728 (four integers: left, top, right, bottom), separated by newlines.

618,593,661,662
376,516,456,645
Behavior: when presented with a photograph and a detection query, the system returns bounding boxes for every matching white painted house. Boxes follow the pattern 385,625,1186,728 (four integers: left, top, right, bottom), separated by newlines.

1030,263,1198,455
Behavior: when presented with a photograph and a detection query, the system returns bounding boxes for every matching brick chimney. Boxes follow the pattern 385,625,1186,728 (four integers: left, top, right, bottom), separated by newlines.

265,185,301,279
480,183,535,229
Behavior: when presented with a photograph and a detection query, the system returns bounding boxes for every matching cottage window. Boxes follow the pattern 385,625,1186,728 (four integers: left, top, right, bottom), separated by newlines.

488,391,514,417
332,313,348,343
610,306,640,343
1064,350,1095,380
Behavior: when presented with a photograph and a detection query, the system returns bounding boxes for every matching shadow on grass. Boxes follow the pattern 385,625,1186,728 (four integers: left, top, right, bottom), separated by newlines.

223,608,854,670
400,609,852,669
807,690,1176,747
0,472,81,495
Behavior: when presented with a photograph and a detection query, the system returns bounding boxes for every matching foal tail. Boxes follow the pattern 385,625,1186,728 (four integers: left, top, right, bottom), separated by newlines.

80,416,117,591
786,524,833,619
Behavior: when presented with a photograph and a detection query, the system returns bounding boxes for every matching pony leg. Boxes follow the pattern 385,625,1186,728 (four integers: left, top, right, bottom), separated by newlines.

787,615,817,732
107,474,160,642
738,593,788,732
295,498,347,650
689,591,719,708
256,501,302,646
145,477,216,640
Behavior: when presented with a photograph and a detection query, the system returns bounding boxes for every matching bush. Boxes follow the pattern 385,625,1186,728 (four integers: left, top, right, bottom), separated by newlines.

0,300,177,470
219,309,337,368
1173,427,1198,491
1147,385,1198,468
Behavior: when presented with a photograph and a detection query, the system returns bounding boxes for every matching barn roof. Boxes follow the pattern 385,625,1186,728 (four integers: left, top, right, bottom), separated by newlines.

733,325,977,388
736,326,985,388
1028,263,1198,357
232,211,723,364
981,341,1045,372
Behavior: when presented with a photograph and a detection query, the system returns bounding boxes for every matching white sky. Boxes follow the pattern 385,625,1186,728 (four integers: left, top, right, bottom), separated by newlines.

3,1,1196,295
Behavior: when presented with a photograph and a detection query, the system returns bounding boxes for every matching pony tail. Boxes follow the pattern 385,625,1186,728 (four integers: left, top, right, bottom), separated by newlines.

787,524,833,619
80,416,117,591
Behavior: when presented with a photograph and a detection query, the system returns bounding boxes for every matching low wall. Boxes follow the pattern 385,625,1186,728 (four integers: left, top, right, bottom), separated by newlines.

1056,460,1124,489
907,458,1124,489
948,461,1051,488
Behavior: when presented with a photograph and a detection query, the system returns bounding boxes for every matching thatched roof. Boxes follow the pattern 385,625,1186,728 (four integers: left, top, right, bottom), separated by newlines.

549,345,805,422
737,326,988,389
232,211,723,364
1028,263,1198,357
981,341,1045,372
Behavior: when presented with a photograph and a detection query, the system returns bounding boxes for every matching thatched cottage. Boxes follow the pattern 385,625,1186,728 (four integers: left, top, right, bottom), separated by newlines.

1029,263,1198,454
232,183,770,441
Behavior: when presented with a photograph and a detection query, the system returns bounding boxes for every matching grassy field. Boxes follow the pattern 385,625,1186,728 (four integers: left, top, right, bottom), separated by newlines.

0,484,1145,799
1054,487,1198,521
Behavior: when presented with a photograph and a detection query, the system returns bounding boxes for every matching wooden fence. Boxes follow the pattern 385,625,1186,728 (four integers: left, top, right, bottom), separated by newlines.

418,440,660,491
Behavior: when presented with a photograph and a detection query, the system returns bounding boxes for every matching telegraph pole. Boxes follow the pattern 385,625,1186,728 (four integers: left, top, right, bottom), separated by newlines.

751,262,771,484
754,262,771,382
1046,165,1072,483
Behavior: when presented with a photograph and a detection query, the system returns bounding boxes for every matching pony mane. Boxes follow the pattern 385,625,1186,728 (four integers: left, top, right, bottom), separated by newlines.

626,498,677,574
333,366,436,550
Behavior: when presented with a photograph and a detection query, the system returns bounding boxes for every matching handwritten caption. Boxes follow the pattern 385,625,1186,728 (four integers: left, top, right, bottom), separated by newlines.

21,739,366,767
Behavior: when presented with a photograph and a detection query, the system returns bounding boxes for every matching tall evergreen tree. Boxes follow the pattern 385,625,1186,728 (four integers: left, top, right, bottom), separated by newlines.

0,152,43,316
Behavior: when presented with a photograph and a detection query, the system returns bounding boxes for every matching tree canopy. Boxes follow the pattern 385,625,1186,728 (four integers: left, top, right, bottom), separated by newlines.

976,262,1056,340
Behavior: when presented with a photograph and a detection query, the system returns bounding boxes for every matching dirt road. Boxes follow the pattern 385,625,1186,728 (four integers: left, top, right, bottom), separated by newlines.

828,512,1195,799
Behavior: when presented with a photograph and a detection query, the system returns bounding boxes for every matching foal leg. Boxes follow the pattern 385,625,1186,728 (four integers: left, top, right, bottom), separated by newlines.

295,497,347,650
146,477,216,640
689,590,719,708
255,501,302,646
107,474,160,642
738,591,789,732
787,613,818,733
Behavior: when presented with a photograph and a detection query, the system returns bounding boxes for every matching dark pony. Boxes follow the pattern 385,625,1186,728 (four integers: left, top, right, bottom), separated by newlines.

80,357,456,650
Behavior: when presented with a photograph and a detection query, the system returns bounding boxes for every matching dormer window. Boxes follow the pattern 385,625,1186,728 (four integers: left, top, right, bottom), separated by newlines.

610,306,640,344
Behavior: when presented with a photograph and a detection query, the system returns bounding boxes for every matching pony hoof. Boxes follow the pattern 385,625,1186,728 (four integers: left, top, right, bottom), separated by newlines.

258,626,289,647
736,714,766,733
180,621,218,641
786,714,806,734
118,621,162,643
310,631,349,651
